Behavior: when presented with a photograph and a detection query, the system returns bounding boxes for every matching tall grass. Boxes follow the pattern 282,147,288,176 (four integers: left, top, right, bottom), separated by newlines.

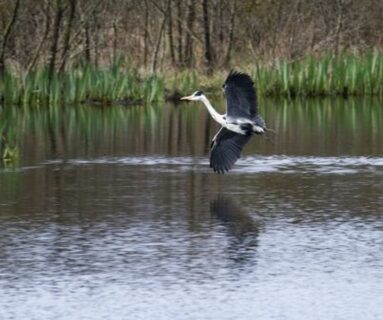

0,52,382,107
0,65,164,107
166,52,383,99
253,52,383,98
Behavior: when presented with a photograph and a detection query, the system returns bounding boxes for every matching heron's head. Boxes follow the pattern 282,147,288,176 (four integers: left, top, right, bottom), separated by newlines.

180,90,205,101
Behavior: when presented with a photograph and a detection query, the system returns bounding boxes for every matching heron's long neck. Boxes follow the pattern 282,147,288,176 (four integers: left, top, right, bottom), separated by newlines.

201,96,224,125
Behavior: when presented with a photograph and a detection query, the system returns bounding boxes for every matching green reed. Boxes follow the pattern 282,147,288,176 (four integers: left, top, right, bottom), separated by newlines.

0,64,165,107
252,52,383,98
164,52,383,98
0,52,382,108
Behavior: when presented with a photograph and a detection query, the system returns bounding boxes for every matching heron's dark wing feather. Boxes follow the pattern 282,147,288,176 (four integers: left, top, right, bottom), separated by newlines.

210,127,251,173
223,70,258,119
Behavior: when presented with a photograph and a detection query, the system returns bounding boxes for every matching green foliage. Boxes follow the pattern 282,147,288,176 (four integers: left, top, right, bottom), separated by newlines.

0,52,382,108
156,52,383,98
0,64,166,107
252,52,383,98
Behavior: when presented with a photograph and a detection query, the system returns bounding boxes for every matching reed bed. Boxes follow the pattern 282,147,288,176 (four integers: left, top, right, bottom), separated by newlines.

252,52,383,98
168,52,383,98
0,65,165,107
0,52,382,107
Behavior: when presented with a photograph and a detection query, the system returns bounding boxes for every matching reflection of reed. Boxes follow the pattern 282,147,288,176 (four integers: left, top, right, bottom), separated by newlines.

4,98,383,164
210,195,259,265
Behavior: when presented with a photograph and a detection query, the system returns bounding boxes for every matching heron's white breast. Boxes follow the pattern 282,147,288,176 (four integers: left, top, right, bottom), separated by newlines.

225,122,247,135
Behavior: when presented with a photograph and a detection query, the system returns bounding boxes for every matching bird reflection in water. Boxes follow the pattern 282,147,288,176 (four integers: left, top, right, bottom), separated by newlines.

210,195,259,267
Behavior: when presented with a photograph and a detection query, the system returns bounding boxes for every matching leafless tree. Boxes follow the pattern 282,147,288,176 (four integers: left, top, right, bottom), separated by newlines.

0,0,21,74
0,0,381,75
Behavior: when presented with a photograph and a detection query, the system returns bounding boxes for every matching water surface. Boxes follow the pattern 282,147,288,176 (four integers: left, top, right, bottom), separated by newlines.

1,98,383,319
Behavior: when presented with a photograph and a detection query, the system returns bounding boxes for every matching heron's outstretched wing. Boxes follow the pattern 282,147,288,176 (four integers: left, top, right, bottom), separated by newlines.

223,70,258,119
210,127,251,174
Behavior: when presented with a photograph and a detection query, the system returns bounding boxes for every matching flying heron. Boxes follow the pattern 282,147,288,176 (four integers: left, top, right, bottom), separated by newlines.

181,70,266,174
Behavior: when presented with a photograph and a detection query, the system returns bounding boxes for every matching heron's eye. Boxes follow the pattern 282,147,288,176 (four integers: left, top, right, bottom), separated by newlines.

195,91,203,96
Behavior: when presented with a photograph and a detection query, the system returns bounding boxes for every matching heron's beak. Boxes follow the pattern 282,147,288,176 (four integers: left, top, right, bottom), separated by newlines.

180,95,193,101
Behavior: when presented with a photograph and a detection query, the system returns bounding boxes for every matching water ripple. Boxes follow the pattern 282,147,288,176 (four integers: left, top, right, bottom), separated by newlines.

43,155,383,175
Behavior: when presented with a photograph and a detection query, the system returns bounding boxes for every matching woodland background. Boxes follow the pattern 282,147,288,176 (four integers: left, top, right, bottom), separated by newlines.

1,0,382,75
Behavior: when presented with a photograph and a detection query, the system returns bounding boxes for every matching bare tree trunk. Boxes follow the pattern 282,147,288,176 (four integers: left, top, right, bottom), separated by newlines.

59,0,77,73
79,2,102,66
218,0,224,44
211,0,219,53
202,0,213,74
152,1,170,75
151,0,201,67
334,0,345,57
184,0,195,67
94,15,99,68
309,6,317,52
26,0,51,74
225,0,237,66
0,0,21,75
84,21,91,64
272,1,284,61
143,0,150,66
151,23,164,75
288,0,301,60
66,0,102,63
176,0,183,66
167,0,176,66
47,0,64,103
112,20,118,65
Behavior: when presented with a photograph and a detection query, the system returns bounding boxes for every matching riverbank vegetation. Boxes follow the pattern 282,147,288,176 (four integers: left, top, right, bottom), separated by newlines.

0,52,382,107
1,97,383,165
0,0,382,106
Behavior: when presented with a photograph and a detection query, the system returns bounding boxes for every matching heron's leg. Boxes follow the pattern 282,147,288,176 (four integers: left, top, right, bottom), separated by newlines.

211,127,224,147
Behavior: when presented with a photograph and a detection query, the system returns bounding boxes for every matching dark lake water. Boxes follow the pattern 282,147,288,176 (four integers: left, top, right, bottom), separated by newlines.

1,98,383,319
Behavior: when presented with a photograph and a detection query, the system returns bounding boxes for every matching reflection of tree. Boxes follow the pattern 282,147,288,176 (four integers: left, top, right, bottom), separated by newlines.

210,194,259,267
